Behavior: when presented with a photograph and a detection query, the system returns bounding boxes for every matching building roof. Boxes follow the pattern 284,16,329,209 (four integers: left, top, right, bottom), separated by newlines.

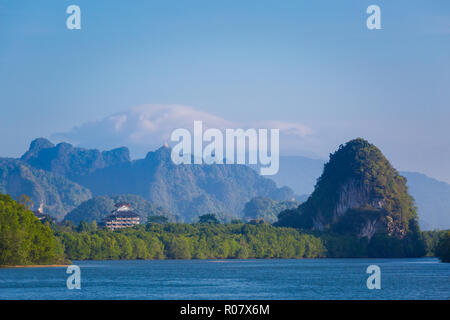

104,211,140,221
114,202,131,208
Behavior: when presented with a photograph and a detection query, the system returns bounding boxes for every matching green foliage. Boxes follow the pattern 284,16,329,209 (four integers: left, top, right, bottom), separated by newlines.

435,231,450,262
147,215,169,224
198,214,220,224
56,223,326,260
0,193,66,265
243,197,300,223
422,230,448,256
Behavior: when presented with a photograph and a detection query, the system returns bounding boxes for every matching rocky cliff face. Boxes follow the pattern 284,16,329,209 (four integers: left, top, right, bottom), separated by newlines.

277,138,417,240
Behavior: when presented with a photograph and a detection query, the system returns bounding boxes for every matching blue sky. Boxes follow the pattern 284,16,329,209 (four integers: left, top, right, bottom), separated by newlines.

1,0,449,182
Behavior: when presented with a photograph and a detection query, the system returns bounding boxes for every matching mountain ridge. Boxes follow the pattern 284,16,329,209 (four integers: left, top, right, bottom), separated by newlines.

5,138,294,221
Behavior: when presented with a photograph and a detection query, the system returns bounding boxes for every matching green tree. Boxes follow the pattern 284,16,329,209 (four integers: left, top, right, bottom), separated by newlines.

435,231,450,263
198,214,220,224
0,193,65,265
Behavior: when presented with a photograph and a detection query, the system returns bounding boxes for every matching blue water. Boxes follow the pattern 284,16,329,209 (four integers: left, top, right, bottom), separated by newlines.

0,258,448,300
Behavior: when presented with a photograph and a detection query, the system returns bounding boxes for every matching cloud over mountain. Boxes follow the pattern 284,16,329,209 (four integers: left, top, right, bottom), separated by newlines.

52,104,313,158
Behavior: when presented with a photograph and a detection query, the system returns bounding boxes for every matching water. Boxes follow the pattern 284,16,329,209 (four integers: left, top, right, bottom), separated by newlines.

0,258,448,300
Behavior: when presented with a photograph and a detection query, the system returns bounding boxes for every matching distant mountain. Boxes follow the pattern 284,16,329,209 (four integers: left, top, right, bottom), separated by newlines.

0,158,92,220
263,156,325,195
277,138,418,240
11,138,294,222
401,172,450,230
74,146,294,221
21,138,130,181
64,194,178,225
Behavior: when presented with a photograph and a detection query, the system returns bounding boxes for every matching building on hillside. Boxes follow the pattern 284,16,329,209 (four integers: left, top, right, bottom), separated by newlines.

103,202,140,231
32,203,54,222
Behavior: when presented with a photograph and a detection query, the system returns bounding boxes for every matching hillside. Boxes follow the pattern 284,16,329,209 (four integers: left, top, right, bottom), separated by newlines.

277,138,418,240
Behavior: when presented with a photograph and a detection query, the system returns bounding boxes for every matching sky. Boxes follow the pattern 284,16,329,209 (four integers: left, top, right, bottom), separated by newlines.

0,0,449,182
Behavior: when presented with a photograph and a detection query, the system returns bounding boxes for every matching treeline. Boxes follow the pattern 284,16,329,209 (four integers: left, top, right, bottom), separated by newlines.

54,220,446,261
55,222,326,260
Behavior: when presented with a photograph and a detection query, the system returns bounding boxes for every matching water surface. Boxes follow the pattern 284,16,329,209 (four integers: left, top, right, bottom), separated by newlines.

0,258,448,299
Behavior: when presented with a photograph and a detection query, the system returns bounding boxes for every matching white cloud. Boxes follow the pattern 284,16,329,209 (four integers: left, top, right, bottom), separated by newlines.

51,104,314,158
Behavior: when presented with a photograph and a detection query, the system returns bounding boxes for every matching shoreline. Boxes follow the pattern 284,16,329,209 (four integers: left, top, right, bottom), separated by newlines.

0,264,69,269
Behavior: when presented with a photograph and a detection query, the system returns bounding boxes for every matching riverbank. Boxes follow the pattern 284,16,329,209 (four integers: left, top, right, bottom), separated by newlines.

0,264,69,269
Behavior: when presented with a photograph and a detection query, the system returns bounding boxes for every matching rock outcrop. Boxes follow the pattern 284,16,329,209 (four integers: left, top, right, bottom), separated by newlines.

277,138,417,240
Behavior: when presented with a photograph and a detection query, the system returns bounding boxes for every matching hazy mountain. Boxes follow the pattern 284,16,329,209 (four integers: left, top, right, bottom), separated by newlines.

401,172,450,230
264,156,325,195
64,194,178,225
75,146,294,221
277,139,418,240
0,158,92,220
21,138,130,181
14,138,294,221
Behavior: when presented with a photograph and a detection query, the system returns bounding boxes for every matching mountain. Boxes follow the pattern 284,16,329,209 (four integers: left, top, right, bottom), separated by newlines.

74,146,294,221
0,158,92,220
277,138,418,240
64,194,178,225
13,138,294,221
401,172,450,230
21,138,130,181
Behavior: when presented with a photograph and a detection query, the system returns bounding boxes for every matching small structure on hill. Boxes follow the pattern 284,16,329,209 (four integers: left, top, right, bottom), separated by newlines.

103,202,140,231
32,203,54,222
